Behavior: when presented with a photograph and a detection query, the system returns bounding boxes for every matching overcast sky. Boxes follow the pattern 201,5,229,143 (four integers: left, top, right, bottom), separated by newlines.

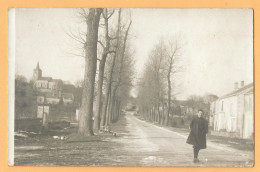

13,8,253,100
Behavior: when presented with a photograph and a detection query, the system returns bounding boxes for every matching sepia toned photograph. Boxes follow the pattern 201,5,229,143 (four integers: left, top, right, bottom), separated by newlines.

8,8,254,167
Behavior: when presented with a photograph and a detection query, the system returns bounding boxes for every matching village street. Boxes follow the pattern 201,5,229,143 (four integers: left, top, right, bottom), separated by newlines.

11,8,254,169
108,112,254,167
15,112,254,166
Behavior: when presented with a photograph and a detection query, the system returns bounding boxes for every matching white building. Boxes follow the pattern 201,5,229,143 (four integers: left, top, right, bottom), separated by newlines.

210,81,254,139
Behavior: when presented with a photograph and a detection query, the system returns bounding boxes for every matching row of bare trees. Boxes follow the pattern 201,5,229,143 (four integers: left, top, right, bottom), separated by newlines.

73,8,134,136
137,37,183,126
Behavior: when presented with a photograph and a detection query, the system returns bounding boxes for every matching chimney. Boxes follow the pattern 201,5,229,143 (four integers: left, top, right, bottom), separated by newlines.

234,82,238,90
241,81,244,87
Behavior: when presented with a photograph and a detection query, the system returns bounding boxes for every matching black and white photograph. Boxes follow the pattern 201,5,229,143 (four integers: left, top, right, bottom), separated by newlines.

8,8,254,166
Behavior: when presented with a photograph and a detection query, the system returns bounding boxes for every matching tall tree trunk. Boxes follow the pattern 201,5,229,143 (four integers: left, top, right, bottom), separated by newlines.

108,91,114,124
110,90,117,123
146,107,149,120
105,90,112,126
111,98,118,123
149,107,151,121
117,101,121,121
100,9,121,127
153,106,156,122
93,57,106,132
108,86,115,123
162,100,165,125
166,43,178,126
79,8,103,136
151,106,153,122
152,106,154,122
166,72,171,126
107,20,131,125
93,9,114,133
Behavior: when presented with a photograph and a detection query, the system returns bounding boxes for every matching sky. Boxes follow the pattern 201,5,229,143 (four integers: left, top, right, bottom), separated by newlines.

13,8,253,100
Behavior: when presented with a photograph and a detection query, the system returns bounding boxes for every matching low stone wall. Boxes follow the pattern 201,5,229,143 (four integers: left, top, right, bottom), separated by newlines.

49,121,70,130
15,118,70,132
15,118,42,133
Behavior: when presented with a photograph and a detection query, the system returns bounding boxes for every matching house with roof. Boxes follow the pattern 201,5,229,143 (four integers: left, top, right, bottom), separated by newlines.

33,62,75,105
33,62,63,92
210,81,254,139
32,62,78,122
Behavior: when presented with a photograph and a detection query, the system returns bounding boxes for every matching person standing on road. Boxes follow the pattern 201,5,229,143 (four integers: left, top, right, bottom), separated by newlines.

186,109,208,163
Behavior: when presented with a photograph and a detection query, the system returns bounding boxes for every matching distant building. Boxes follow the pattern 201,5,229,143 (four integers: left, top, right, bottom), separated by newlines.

32,62,78,122
210,81,254,139
33,62,75,105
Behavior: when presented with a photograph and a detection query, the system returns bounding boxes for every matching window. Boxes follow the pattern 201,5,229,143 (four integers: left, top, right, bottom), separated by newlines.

221,101,224,111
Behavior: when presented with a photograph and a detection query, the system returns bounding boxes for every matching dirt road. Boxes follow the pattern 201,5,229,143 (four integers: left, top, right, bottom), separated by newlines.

111,112,254,166
14,112,254,166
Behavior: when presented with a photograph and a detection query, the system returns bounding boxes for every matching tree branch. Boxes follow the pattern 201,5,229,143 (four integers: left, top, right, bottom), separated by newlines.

98,41,105,49
107,9,115,19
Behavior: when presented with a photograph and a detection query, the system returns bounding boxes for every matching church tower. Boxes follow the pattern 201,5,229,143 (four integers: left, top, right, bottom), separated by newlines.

33,62,42,81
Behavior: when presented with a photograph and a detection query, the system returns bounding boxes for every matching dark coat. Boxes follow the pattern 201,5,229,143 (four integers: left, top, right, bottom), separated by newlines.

186,116,208,149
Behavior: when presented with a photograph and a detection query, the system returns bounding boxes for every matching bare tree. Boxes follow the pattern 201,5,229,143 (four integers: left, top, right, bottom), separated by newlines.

78,8,103,136
93,8,116,133
164,38,182,126
109,20,132,123
137,36,184,126
137,43,166,124
100,9,121,127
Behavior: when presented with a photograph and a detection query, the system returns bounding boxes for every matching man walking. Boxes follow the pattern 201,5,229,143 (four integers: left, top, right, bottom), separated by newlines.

186,109,208,163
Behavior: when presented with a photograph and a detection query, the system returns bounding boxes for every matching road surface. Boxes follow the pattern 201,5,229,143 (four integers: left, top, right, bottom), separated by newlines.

14,112,254,166
109,112,254,167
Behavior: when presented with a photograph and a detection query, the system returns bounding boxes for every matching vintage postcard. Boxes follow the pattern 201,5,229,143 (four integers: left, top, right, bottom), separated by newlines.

8,8,254,167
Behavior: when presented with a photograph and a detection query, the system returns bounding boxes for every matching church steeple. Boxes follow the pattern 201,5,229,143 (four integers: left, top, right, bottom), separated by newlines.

33,62,42,81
